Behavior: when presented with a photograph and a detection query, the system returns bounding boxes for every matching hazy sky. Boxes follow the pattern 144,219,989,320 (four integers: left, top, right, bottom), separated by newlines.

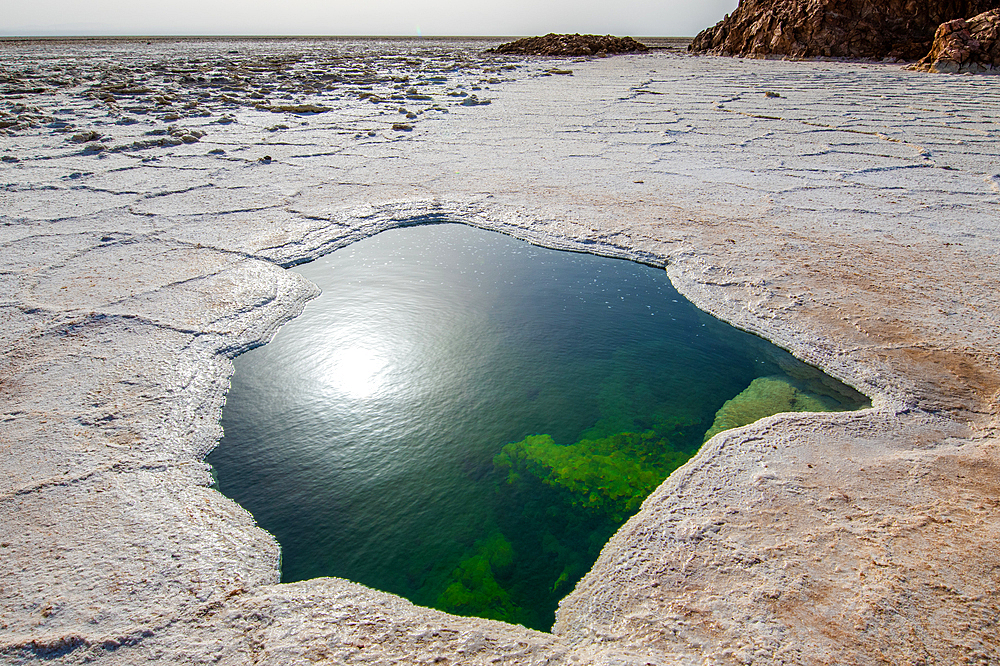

1,0,738,37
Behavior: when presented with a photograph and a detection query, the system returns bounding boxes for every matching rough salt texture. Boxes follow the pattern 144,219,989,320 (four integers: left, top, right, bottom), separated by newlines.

911,8,1000,72
490,34,649,57
1,38,999,665
689,0,1000,60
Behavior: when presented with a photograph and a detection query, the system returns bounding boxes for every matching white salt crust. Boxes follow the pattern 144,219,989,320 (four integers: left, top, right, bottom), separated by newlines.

1,39,998,665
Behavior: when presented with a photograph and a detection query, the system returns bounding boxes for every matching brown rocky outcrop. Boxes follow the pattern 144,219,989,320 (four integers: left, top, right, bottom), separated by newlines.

689,0,1000,60
911,8,1000,71
490,34,649,57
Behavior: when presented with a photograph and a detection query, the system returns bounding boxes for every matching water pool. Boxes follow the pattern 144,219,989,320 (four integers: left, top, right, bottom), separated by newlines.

209,223,868,630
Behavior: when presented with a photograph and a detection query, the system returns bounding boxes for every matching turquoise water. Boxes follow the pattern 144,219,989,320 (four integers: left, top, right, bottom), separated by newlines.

209,223,868,630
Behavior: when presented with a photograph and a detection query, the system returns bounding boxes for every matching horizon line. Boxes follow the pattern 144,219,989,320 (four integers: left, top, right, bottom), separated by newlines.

0,33,697,41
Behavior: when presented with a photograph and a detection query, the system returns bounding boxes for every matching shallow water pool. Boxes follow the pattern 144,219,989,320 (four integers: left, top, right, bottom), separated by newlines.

209,223,868,630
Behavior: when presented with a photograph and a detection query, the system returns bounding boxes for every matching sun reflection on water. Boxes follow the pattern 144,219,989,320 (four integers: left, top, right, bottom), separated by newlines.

323,345,389,399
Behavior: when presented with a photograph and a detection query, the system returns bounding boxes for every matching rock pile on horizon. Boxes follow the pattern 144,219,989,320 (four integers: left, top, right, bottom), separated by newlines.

490,34,649,56
910,8,1000,71
689,0,1000,60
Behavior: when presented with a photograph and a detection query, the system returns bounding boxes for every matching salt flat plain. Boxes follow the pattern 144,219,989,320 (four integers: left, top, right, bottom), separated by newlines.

1,38,998,665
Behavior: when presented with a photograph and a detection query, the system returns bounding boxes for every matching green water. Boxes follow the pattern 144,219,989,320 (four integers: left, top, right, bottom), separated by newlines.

209,223,868,630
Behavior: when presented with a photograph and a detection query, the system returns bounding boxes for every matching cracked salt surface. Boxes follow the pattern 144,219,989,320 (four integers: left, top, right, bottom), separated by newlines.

1,38,999,664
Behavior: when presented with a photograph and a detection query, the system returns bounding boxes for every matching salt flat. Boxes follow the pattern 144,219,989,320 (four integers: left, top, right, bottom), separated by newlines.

1,39,998,665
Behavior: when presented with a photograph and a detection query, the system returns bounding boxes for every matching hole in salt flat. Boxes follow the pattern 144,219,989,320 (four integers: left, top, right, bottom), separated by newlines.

209,223,869,631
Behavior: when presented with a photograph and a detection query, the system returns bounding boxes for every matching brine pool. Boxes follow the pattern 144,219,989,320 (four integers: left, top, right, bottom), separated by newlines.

208,222,868,630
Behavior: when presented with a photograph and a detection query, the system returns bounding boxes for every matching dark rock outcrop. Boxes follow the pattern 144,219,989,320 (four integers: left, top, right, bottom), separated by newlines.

911,8,1000,71
689,0,1000,60
490,34,649,57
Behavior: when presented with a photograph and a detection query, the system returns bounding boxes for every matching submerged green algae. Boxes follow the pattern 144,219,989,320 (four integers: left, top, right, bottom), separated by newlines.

494,421,696,523
428,358,858,627
702,375,837,442
434,532,527,625
431,417,702,627
449,372,864,627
